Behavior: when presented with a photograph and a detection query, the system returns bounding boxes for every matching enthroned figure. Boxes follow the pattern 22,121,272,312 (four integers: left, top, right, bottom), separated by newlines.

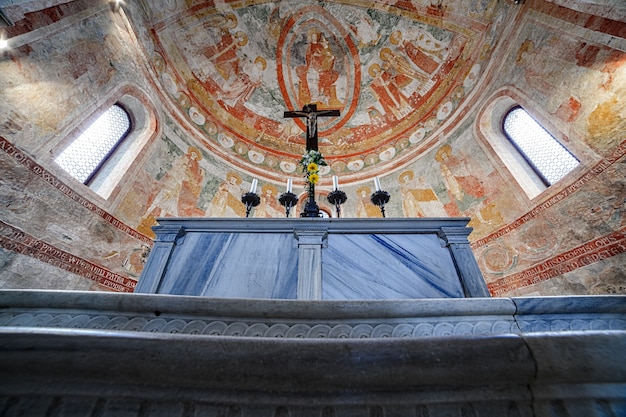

295,29,343,107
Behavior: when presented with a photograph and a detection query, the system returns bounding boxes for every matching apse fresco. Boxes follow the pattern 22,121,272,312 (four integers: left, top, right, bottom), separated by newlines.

510,20,626,154
127,113,515,241
145,0,505,183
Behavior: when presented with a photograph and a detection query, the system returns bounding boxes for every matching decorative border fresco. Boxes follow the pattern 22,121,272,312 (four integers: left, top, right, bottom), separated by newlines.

0,221,136,292
475,140,626,294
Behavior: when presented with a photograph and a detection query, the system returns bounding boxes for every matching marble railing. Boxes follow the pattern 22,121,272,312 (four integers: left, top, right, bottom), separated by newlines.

0,290,625,417
1,290,624,339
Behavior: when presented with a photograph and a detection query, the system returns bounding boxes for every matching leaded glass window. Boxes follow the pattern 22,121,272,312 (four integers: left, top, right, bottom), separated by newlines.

503,106,579,186
55,104,131,184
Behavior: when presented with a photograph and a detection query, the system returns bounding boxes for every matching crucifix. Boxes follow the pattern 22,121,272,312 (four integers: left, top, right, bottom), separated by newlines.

284,104,340,151
283,104,340,217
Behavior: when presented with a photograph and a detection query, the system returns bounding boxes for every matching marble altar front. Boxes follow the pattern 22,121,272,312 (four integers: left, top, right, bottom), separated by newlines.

135,218,489,299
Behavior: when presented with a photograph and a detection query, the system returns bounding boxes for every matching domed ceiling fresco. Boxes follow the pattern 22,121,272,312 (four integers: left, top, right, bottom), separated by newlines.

144,0,508,184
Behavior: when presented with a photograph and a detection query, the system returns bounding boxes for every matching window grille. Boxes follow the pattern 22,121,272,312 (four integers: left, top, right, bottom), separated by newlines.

55,104,131,184
503,106,579,186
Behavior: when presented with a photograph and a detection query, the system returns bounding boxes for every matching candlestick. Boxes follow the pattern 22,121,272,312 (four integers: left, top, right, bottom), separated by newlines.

332,175,338,191
374,177,381,192
241,190,260,218
327,189,347,218
286,178,293,193
279,191,298,218
370,189,390,218
250,179,258,193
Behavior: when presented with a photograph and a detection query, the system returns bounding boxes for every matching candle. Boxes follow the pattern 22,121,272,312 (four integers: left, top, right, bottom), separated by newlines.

374,177,381,192
286,178,292,193
250,178,258,193
332,175,338,190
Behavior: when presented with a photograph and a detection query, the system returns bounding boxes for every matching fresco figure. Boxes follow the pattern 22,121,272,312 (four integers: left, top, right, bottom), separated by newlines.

207,171,246,217
390,30,442,75
138,146,206,236
435,144,486,215
515,39,558,97
469,0,497,19
277,119,303,145
255,184,283,218
356,186,382,218
345,9,380,48
368,63,412,119
122,245,151,278
296,29,343,107
143,151,187,218
398,170,445,217
178,147,205,217
220,56,266,108
380,47,429,84
202,13,247,82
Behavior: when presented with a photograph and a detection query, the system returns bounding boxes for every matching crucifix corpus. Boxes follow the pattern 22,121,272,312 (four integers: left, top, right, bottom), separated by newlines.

284,104,340,217
284,103,340,152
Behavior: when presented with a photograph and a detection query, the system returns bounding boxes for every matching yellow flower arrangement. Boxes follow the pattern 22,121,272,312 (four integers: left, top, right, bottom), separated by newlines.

299,150,327,195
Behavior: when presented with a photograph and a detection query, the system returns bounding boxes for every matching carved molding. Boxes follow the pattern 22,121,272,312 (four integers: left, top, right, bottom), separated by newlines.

1,307,624,339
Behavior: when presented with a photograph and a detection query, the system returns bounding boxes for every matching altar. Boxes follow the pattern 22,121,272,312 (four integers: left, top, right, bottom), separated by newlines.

135,217,490,299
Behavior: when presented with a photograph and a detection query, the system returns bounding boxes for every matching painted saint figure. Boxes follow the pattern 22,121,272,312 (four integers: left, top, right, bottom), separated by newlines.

356,186,382,218
255,184,283,218
207,171,246,217
295,29,343,107
398,170,445,217
178,147,206,217
368,63,412,119
390,30,443,75
201,14,247,82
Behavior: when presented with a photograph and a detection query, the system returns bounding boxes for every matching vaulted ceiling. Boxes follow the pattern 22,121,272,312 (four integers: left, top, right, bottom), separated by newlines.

137,0,512,183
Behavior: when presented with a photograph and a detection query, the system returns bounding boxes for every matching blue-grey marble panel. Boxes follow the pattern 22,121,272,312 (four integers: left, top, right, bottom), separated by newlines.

513,295,626,315
158,233,298,299
322,234,464,300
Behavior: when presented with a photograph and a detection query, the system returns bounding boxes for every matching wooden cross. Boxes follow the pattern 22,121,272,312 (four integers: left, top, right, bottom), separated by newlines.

284,104,340,151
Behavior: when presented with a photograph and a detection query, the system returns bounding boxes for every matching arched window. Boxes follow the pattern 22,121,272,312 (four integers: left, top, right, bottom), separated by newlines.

55,103,131,185
502,106,579,186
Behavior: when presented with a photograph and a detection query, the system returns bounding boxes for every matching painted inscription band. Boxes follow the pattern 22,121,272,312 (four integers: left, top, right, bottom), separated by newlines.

0,137,153,245
0,221,136,292
488,227,626,295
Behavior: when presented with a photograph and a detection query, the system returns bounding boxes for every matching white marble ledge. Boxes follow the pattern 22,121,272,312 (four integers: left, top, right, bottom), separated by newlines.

0,290,624,339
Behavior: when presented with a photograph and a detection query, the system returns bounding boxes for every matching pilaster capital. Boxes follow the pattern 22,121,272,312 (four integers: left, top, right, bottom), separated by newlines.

438,226,471,246
153,225,186,245
293,229,328,246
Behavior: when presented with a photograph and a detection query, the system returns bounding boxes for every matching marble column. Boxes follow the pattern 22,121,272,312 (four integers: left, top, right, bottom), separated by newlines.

439,226,491,298
134,225,186,293
294,229,327,300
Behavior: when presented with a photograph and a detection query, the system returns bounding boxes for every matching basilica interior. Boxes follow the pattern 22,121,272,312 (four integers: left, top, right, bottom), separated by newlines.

0,1,625,415
1,0,625,296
